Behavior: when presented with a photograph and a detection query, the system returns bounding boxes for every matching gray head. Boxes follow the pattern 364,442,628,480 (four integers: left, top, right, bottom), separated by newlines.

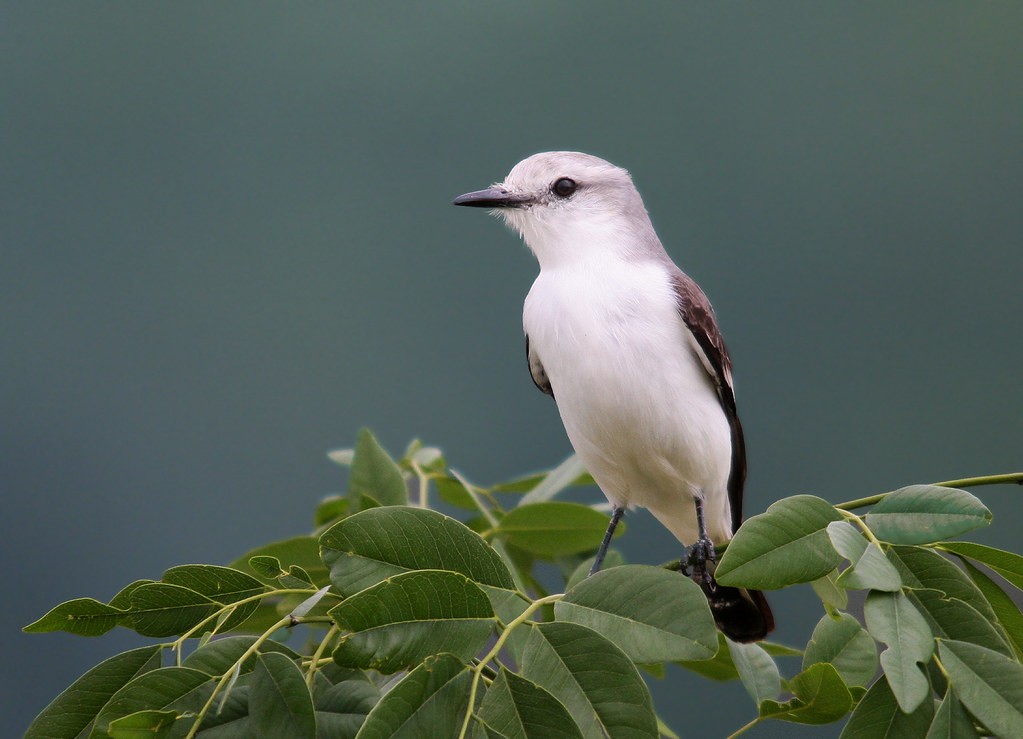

453,151,663,268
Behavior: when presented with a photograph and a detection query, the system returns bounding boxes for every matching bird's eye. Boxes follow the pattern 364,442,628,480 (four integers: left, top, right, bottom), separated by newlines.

552,177,577,198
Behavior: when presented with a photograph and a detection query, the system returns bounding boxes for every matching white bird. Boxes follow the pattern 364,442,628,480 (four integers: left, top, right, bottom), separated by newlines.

454,152,773,642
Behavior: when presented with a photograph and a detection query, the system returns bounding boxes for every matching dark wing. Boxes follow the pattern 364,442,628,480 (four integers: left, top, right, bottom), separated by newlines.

525,335,554,398
669,269,746,534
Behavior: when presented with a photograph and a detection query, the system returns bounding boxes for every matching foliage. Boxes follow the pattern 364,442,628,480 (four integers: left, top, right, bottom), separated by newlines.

23,429,1023,738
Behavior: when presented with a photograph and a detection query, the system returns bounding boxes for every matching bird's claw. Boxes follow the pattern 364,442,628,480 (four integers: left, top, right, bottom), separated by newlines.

683,537,717,588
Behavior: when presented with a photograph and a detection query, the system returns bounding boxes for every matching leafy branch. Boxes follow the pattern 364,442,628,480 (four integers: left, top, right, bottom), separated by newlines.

22,428,1023,738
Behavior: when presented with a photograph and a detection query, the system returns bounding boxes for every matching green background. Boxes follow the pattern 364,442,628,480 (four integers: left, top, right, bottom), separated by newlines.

3,3,1021,736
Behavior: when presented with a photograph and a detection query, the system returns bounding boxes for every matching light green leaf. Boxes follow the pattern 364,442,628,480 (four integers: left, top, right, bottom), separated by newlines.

811,570,848,610
864,485,991,545
715,495,842,589
249,653,316,739
939,639,1023,739
827,522,902,591
838,675,935,738
477,668,585,738
518,454,589,505
519,622,657,739
497,502,616,558
961,560,1023,657
106,709,177,738
555,565,718,662
565,550,626,591
329,570,495,674
926,689,980,739
803,612,878,688
729,640,781,704
676,632,740,682
863,590,934,713
24,646,163,739
355,653,471,739
910,588,1014,657
938,542,1023,590
320,506,514,596
23,598,124,637
93,667,213,734
350,428,408,507
887,545,994,620
757,662,852,725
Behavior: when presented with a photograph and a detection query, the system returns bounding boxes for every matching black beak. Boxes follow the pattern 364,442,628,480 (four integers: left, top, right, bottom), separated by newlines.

452,187,532,208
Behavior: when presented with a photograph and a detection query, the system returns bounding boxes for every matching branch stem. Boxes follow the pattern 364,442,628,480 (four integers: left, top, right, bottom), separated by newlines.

836,472,1023,511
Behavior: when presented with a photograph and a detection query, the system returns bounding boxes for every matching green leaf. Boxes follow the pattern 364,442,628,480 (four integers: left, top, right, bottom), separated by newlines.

729,640,781,704
757,662,852,725
938,542,1023,590
24,646,163,739
938,639,1023,739
887,545,994,620
93,666,213,734
162,565,265,631
910,588,1014,657
435,475,479,510
803,612,878,688
249,653,316,739
182,635,301,676
320,506,514,596
106,709,177,738
676,632,741,682
329,570,495,673
23,597,123,636
961,560,1023,657
477,668,585,738
108,580,157,611
838,675,936,738
565,550,625,591
715,495,843,589
312,667,381,737
519,622,657,738
484,586,533,664
555,565,717,662
230,535,329,588
350,428,408,507
863,590,934,713
926,689,980,739
864,485,991,544
314,494,349,527
518,454,589,505
827,522,902,592
355,653,471,739
121,583,219,638
497,502,617,558
811,570,849,610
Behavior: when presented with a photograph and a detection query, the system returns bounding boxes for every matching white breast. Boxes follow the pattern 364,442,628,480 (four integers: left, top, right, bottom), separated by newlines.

523,257,734,545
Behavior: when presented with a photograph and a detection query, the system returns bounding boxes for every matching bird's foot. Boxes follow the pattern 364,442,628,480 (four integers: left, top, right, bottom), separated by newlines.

682,537,717,589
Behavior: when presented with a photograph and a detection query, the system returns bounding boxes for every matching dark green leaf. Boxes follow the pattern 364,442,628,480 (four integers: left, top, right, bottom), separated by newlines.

887,546,994,620
182,635,301,676
23,598,123,636
24,646,162,739
484,586,532,664
961,560,1023,657
497,502,616,558
757,663,852,725
320,506,514,596
864,485,991,545
249,653,316,739
939,639,1023,739
329,570,495,673
230,535,329,588
121,583,219,638
477,669,585,738
350,428,408,507
863,590,933,713
729,640,781,705
314,494,349,527
355,653,471,739
938,542,1023,590
676,633,740,682
838,675,935,738
435,475,479,510
715,495,842,589
803,612,878,688
162,565,265,632
910,588,1014,657
108,580,157,611
93,666,213,734
926,689,980,739
827,522,902,592
519,621,657,738
106,709,177,738
312,667,380,737
555,565,717,662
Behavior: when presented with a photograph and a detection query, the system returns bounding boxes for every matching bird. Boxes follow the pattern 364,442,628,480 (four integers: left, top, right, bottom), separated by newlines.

453,151,773,642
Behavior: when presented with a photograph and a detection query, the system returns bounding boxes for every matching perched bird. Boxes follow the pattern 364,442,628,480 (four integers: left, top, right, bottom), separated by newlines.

453,152,773,642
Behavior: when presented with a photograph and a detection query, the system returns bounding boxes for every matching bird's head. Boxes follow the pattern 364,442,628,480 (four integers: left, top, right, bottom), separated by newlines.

454,151,659,268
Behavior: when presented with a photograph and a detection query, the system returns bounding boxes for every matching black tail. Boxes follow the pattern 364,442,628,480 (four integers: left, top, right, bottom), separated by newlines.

694,571,774,643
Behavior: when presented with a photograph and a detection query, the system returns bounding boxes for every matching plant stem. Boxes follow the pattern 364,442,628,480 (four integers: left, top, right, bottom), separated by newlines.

305,623,340,689
457,593,563,739
725,715,762,739
836,472,1023,511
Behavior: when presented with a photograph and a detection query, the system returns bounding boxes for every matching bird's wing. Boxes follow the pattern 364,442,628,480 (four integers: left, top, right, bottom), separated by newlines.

525,335,554,398
669,268,746,534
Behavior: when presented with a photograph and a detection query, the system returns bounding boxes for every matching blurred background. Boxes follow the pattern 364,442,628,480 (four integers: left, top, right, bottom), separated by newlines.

3,3,1021,736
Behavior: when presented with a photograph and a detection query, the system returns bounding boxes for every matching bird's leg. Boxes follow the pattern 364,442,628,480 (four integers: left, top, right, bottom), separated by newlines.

683,496,717,588
589,506,625,576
